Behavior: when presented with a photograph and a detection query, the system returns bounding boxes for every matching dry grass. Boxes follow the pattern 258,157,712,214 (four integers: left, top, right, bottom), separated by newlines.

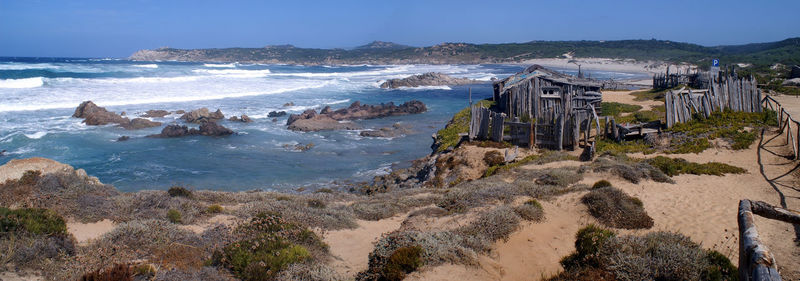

581,153,673,184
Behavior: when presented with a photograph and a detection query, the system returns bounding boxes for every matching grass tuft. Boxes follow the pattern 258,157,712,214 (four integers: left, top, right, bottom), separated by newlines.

581,187,653,229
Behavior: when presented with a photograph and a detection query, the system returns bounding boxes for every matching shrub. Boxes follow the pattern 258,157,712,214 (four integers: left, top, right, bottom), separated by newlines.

307,199,326,209
434,100,495,153
646,156,747,177
80,264,133,281
513,199,544,222
168,186,192,198
534,169,583,187
601,102,642,117
167,209,182,224
703,250,739,281
456,206,521,252
583,154,673,184
0,207,67,235
592,180,612,189
380,246,423,281
20,170,42,186
207,204,224,214
560,224,615,270
600,232,708,281
209,213,326,280
483,151,505,167
581,187,653,229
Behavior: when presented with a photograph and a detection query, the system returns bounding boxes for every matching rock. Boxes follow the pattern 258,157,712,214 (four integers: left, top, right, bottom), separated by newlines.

180,108,225,123
361,156,436,194
141,110,170,118
782,78,800,87
148,124,191,138
286,101,425,132
174,110,186,114
267,111,287,117
197,121,234,136
229,116,240,122
73,101,160,130
283,102,295,107
272,118,278,122
284,143,314,152
379,72,481,89
121,118,162,130
319,106,332,114
360,123,412,138
116,136,130,142
240,115,252,123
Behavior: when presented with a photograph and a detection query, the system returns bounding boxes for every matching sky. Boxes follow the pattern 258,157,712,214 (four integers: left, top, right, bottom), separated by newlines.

1,0,799,58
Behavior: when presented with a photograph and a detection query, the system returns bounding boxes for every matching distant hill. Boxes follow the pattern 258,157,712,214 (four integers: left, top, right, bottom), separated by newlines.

130,38,800,67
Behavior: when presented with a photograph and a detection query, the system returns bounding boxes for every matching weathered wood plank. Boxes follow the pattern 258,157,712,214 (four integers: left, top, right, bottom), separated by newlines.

738,199,782,281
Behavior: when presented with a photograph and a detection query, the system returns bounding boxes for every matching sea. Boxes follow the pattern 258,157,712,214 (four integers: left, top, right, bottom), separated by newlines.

0,57,648,192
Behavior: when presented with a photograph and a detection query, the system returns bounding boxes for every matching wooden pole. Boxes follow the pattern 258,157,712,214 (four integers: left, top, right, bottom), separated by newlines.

738,199,782,281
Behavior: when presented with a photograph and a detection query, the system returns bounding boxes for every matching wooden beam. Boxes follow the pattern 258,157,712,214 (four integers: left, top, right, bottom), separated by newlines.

738,199,782,281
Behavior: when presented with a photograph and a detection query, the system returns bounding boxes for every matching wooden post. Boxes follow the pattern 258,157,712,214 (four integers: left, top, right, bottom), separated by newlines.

738,200,782,281
557,114,564,151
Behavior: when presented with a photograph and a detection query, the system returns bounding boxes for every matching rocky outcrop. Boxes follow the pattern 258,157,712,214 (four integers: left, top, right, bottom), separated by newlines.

229,115,253,123
180,108,225,123
73,101,162,130
147,121,234,138
379,72,481,89
141,110,171,118
360,123,412,138
782,78,800,87
268,111,287,117
286,101,426,132
361,156,437,194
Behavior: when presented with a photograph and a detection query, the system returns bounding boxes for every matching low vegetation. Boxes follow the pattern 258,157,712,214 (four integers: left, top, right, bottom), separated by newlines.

552,225,738,281
434,100,495,153
581,186,653,229
581,153,673,184
512,199,544,222
645,156,747,176
600,102,642,117
484,150,578,177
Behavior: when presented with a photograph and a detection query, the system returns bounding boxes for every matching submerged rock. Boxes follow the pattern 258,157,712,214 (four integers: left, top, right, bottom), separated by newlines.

180,108,225,123
286,100,427,132
141,110,170,118
72,101,162,130
360,123,412,138
379,72,481,89
267,111,287,117
147,121,234,138
116,136,130,142
229,115,253,123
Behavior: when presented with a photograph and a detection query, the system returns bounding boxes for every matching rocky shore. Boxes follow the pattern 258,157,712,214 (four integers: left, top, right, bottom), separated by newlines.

286,100,427,132
379,72,482,89
73,101,161,130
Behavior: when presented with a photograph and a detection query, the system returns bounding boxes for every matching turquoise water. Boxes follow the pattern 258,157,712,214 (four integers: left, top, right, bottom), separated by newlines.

0,58,647,191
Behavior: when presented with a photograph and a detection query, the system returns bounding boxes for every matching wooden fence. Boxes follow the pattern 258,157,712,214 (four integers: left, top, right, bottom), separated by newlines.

762,96,800,160
469,104,533,148
665,74,761,128
738,199,800,281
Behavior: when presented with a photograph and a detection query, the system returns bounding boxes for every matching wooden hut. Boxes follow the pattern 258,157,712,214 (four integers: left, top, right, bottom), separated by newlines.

492,65,602,150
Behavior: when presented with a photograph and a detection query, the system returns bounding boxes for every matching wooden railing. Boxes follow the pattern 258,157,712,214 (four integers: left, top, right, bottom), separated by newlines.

762,96,800,160
738,199,800,281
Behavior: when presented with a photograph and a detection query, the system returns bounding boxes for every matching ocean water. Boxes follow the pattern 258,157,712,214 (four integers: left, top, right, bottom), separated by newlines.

0,57,647,192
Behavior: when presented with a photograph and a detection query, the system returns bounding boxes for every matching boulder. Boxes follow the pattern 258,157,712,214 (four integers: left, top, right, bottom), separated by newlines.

73,101,161,130
116,136,130,142
360,123,412,138
174,110,186,114
197,121,234,136
267,111,287,118
141,110,170,118
285,101,426,132
147,121,234,138
148,124,191,138
782,78,800,87
228,115,252,122
283,102,295,107
180,108,225,123
379,72,481,89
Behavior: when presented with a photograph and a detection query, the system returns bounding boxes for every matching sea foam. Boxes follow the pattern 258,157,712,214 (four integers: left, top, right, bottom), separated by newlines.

0,77,44,88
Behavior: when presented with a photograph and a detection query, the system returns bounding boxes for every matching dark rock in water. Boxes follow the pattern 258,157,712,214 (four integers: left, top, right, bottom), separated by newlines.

121,118,162,130
272,118,278,122
73,101,161,130
267,111,287,118
379,72,481,89
360,123,412,138
180,108,225,123
116,136,130,142
283,102,295,107
148,124,191,138
285,142,314,152
228,115,252,123
141,110,170,118
120,111,126,116
174,110,186,114
286,100,426,132
197,121,234,136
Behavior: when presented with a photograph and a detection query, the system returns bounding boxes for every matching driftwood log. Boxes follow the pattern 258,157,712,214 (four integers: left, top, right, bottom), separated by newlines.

738,199,800,281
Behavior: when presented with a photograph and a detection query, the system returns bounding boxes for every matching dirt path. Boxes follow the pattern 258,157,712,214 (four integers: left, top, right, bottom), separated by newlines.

601,89,662,110
325,214,409,278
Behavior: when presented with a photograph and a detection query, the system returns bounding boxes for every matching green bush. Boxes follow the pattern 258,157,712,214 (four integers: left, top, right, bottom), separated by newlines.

600,102,642,117
434,100,495,153
0,207,67,235
591,180,612,189
380,246,423,281
210,213,326,280
703,250,739,281
581,187,654,229
560,224,615,270
646,156,747,177
167,186,192,198
207,204,224,214
167,209,182,224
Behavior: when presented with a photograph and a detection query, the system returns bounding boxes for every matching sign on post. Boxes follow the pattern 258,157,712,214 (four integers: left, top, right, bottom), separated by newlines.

710,59,720,77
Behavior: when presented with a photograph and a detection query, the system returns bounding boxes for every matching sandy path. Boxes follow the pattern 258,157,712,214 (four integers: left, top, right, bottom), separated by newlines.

771,94,800,118
601,89,662,110
325,214,409,278
67,219,116,244
518,58,667,74
0,157,72,183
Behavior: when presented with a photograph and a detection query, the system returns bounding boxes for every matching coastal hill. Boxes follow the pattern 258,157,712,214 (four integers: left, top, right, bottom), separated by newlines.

130,37,800,67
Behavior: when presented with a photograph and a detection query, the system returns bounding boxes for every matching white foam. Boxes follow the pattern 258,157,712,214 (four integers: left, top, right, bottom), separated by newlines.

0,77,44,88
395,85,452,91
204,63,237,68
23,131,47,139
0,63,58,70
133,64,158,68
192,69,272,78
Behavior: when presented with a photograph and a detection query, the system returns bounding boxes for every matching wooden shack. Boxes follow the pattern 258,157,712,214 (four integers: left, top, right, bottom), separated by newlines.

492,65,602,150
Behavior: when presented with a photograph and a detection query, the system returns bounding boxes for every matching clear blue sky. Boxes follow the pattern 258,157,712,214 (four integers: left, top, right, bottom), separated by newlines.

1,0,799,58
